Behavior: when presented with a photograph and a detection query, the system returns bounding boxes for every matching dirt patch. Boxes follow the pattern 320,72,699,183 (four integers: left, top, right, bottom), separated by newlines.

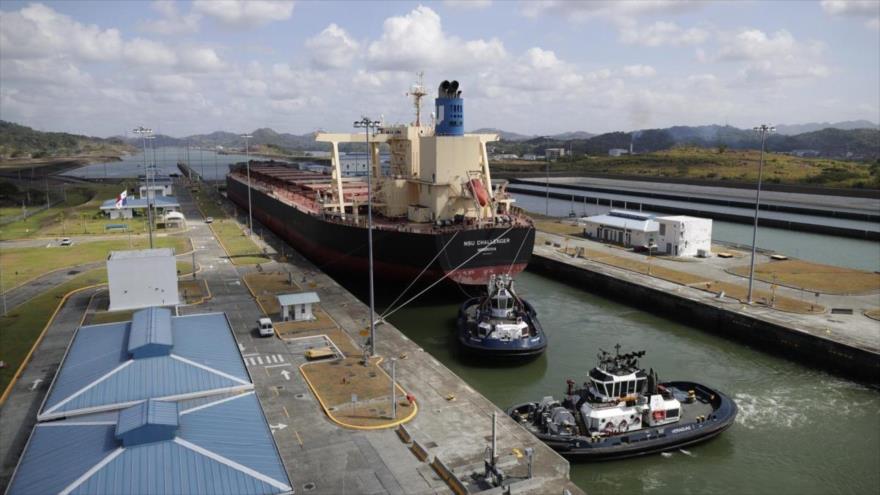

727,259,880,295
301,356,414,428
179,279,209,304
865,309,880,321
560,247,824,314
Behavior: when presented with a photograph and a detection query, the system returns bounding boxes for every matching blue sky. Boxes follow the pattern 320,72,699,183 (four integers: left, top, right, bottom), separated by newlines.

1,0,878,137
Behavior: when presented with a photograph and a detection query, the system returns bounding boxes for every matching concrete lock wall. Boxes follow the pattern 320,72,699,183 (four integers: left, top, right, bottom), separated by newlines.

108,254,180,311
529,254,879,383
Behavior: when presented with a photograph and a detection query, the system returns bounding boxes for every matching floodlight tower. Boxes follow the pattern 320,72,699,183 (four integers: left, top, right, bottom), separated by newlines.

133,126,154,248
747,124,775,304
241,134,253,234
353,117,381,357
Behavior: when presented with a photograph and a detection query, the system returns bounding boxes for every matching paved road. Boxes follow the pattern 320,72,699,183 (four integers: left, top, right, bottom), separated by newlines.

0,286,103,488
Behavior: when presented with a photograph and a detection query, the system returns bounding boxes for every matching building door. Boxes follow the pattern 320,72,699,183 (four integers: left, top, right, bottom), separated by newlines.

625,232,631,246
666,242,671,254
674,244,679,256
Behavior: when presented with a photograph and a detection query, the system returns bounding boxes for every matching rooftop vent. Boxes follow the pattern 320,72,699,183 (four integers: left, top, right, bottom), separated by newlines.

127,307,173,358
115,399,179,446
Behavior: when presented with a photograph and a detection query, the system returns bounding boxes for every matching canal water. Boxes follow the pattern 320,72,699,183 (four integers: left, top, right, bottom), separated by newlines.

64,147,266,181
514,193,880,272
379,271,880,495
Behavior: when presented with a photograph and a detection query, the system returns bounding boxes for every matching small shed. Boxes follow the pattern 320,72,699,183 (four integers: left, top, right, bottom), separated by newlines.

277,292,320,321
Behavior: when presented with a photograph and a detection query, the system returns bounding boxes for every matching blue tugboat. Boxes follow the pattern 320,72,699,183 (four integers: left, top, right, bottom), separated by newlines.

507,346,737,460
457,274,547,358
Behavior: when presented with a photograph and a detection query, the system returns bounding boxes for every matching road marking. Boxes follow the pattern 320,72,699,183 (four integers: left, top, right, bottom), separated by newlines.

264,363,292,369
256,356,264,365
30,379,43,391
282,406,290,418
269,423,287,433
280,370,291,381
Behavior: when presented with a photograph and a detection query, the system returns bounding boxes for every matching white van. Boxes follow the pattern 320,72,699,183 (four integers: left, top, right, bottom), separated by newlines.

257,317,274,337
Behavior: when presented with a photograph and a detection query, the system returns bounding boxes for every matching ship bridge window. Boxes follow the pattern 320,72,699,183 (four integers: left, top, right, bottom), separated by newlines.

667,408,679,418
612,382,620,397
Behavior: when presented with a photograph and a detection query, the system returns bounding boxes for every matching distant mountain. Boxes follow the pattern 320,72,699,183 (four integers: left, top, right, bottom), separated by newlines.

488,124,879,159
0,120,133,160
774,120,879,135
469,128,535,141
549,131,595,140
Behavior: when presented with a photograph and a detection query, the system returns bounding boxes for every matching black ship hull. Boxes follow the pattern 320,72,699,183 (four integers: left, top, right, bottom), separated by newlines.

457,297,547,358
226,176,534,286
507,381,737,461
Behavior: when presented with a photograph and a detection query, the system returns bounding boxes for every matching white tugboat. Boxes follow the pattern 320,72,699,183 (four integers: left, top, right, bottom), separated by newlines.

456,274,547,359
507,345,737,460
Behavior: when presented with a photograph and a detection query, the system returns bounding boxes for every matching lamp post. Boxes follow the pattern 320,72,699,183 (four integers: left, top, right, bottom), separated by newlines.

354,117,380,357
133,126,154,248
544,144,551,216
241,134,253,234
747,124,775,304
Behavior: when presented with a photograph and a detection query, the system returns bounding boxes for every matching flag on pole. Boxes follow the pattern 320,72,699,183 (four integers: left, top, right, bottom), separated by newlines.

115,190,127,209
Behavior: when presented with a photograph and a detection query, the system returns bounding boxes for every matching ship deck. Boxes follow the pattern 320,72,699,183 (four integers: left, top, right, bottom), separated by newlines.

229,164,533,234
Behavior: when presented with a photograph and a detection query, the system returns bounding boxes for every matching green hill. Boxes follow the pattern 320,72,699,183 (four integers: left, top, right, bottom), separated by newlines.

0,121,133,161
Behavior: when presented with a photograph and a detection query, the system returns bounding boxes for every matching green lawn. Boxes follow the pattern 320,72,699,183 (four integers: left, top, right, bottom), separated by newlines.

192,189,268,265
0,236,191,291
0,181,155,240
0,267,107,394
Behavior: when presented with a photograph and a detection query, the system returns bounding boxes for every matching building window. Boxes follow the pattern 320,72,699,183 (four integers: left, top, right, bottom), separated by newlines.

659,224,666,236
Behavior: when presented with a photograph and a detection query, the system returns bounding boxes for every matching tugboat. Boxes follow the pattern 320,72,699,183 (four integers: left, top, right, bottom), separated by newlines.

507,345,737,460
456,274,547,358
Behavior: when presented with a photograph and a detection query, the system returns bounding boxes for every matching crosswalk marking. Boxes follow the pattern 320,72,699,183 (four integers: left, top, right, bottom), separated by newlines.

245,354,286,366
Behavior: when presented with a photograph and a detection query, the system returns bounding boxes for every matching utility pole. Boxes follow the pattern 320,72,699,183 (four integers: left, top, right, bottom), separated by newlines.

133,126,154,248
747,124,775,304
390,357,397,419
241,134,253,234
354,117,380,357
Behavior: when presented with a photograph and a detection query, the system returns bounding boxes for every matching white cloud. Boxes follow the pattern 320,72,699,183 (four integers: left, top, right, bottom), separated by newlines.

148,74,195,93
1,58,93,87
139,0,201,35
619,21,709,46
0,3,123,61
622,65,657,78
821,0,880,29
367,6,505,71
178,46,225,71
521,0,703,21
193,0,294,27
123,38,178,66
713,29,830,83
443,0,492,9
306,24,360,70
821,0,879,16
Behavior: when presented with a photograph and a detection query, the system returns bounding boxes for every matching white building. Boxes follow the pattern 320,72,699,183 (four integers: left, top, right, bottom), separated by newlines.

580,210,658,248
545,148,566,160
100,196,180,220
608,148,629,157
107,248,180,311
654,216,712,257
277,292,320,321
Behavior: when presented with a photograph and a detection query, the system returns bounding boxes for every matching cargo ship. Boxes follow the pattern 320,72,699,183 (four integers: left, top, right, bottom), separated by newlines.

226,78,534,286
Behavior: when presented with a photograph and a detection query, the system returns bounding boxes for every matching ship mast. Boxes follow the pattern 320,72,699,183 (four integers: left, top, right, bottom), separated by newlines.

407,71,428,126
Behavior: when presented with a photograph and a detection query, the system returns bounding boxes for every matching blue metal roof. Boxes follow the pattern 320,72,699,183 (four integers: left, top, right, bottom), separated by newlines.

40,311,251,420
100,196,180,210
128,307,173,358
8,393,292,495
116,400,179,446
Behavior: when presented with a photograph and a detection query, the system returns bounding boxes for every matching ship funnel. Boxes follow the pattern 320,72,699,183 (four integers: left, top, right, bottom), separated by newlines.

435,78,464,136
